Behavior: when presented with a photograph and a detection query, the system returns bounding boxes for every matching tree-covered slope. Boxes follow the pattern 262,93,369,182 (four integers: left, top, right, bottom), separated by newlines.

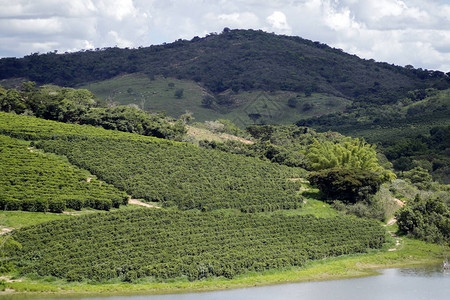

0,83,186,140
0,112,305,212
8,209,385,282
0,134,127,212
1,29,448,104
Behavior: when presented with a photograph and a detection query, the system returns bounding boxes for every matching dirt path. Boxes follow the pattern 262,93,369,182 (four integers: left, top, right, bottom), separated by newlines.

394,198,406,207
385,217,397,226
186,126,254,144
384,217,402,251
388,231,402,251
0,227,14,235
128,199,160,208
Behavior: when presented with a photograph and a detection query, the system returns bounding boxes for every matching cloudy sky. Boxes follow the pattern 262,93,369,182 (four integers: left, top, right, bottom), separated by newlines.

1,0,449,72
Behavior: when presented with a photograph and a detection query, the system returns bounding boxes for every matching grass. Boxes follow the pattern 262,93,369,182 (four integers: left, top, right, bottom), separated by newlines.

0,211,72,230
1,237,446,298
283,198,339,218
81,73,351,127
81,73,210,119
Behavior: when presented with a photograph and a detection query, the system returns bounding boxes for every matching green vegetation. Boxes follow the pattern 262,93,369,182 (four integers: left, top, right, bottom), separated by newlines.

0,112,305,212
0,111,178,141
0,134,128,212
0,28,448,295
384,124,450,184
308,168,385,203
7,209,385,282
1,29,448,103
396,194,450,244
300,89,450,183
0,237,445,297
81,74,351,126
36,136,304,212
81,74,210,120
0,211,71,229
0,83,186,140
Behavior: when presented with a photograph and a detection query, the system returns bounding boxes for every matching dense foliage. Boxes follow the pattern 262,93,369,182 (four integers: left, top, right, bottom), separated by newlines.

199,125,343,168
297,88,449,135
0,111,184,142
297,89,450,183
0,84,186,140
0,135,127,212
0,112,305,212
308,168,385,204
8,209,386,282
396,194,449,245
1,29,448,103
36,137,304,212
385,125,450,184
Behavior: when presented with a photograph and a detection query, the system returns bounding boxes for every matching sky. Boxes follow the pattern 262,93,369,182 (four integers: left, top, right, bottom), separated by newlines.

1,0,450,72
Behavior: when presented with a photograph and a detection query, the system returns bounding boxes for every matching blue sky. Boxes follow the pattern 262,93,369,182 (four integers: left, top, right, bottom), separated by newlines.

1,0,449,72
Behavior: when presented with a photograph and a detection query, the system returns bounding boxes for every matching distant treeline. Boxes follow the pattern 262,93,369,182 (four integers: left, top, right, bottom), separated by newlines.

0,83,186,140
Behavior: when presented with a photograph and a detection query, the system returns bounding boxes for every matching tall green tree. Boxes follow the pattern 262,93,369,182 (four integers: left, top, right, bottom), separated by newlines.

306,138,396,181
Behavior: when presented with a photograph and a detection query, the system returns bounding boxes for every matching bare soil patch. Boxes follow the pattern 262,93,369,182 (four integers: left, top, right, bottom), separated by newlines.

129,199,160,208
0,227,14,235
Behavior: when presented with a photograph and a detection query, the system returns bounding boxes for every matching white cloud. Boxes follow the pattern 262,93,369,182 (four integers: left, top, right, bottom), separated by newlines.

0,0,449,72
217,12,259,27
266,11,291,33
97,0,137,21
0,18,63,36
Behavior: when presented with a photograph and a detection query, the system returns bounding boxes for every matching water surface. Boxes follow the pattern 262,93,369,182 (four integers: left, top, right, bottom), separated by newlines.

60,265,450,300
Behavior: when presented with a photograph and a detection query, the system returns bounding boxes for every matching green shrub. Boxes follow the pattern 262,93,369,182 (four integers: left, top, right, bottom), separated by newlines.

308,168,384,203
48,199,66,213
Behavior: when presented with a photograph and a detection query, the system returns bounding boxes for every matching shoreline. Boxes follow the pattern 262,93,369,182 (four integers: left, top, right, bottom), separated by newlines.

1,238,446,299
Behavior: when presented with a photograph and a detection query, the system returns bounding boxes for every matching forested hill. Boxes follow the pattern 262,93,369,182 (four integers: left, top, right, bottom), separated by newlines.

1,29,449,104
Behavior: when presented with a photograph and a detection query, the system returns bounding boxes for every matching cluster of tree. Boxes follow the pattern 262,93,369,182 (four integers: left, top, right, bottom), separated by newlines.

0,135,127,212
396,194,449,244
308,168,385,204
199,124,395,212
297,88,444,130
1,30,448,104
384,126,450,184
8,209,385,282
0,83,186,140
199,125,340,168
304,137,396,219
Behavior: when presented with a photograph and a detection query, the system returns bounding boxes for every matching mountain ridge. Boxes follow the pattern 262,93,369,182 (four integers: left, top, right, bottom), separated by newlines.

1,29,449,105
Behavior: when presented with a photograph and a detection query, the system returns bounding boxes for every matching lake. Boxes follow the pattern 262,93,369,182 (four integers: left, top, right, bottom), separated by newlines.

60,265,449,300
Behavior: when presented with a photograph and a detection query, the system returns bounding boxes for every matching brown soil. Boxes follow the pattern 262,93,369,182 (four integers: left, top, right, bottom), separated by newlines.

128,199,160,208
0,227,14,235
186,126,254,144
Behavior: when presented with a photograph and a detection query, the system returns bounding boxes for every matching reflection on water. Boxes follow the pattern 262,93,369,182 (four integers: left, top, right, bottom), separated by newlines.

57,265,449,300
398,263,450,277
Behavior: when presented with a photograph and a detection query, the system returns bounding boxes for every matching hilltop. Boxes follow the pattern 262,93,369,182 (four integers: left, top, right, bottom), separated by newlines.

1,29,449,126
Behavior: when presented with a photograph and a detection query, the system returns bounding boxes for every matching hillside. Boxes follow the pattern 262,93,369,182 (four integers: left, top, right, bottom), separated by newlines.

79,73,352,125
0,112,389,284
0,29,449,296
1,29,449,127
8,210,384,282
0,112,305,212
0,135,127,212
